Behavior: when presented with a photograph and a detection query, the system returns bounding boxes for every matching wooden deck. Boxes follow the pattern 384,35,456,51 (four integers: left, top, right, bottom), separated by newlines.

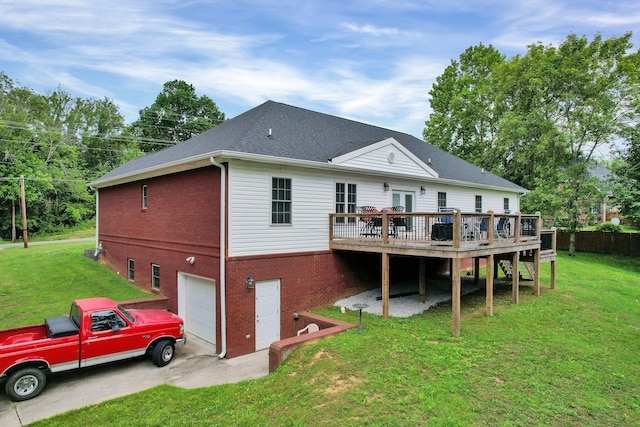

328,210,557,337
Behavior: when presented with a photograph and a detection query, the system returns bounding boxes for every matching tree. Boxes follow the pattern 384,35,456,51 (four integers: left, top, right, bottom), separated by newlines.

424,33,640,255
423,44,506,172
130,80,226,152
612,131,640,226
0,73,137,237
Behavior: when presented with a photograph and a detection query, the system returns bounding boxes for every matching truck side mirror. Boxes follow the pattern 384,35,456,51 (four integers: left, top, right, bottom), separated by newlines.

111,323,121,333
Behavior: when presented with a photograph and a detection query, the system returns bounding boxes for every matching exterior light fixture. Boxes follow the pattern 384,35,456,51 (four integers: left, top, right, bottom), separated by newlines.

246,274,255,289
383,182,390,192
420,186,426,195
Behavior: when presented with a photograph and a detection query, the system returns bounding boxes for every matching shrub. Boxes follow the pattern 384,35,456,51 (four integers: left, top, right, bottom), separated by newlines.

595,222,622,232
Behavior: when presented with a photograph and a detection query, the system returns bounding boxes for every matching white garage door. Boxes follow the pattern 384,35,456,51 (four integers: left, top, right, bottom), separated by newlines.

178,274,216,345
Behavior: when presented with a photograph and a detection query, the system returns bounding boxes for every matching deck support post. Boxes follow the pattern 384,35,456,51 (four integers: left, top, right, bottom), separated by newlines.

452,257,461,337
550,259,556,290
512,251,520,304
419,258,426,303
486,254,494,317
533,249,541,296
382,251,390,319
474,257,480,284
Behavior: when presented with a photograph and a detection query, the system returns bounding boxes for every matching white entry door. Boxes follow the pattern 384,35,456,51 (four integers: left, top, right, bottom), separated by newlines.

178,274,216,345
255,279,280,350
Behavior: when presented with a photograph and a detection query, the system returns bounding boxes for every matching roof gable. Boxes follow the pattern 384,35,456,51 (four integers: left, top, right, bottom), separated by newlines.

330,137,438,178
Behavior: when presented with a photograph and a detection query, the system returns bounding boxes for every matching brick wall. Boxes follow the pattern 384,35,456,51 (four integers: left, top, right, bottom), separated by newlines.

98,167,221,314
268,311,356,373
118,296,169,310
224,250,375,357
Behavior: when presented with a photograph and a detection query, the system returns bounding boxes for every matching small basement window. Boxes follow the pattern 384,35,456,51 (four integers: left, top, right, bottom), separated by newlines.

151,264,160,290
142,185,148,209
127,258,134,281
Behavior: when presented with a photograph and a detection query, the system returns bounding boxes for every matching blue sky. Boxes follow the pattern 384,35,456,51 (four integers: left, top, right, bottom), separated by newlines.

0,0,638,138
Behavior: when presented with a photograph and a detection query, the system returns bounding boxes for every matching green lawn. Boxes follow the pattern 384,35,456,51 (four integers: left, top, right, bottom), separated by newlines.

0,242,153,327
2,243,638,426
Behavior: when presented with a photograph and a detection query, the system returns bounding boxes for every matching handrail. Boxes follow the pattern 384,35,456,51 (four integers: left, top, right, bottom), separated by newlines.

329,210,552,251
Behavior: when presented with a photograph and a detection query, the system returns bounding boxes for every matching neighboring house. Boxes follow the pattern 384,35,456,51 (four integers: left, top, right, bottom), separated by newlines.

90,101,527,358
585,163,616,224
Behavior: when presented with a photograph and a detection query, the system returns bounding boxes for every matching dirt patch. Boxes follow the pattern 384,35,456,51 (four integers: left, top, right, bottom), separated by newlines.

324,374,363,395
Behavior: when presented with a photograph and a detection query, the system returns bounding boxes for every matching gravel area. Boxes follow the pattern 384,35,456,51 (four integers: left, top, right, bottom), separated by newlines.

334,276,485,318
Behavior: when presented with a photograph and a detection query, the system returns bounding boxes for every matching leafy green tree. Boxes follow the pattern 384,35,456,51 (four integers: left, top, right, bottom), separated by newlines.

130,80,226,152
0,73,136,238
612,131,640,226
424,33,640,255
424,44,505,172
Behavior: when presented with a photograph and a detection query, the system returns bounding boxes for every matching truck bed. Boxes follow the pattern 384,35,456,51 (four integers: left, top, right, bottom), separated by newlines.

0,316,78,347
0,324,48,346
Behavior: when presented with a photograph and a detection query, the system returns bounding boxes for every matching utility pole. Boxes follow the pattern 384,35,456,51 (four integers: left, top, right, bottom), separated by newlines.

19,175,28,248
11,200,16,242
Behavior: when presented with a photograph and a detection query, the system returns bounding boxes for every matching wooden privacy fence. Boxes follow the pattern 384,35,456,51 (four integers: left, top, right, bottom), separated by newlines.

557,231,640,256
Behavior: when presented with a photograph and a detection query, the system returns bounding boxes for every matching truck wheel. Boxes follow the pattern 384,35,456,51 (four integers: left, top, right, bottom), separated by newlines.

152,340,175,367
5,368,47,401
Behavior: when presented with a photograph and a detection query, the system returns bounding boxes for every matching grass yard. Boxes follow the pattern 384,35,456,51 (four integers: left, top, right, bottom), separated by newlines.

2,243,638,426
0,242,154,327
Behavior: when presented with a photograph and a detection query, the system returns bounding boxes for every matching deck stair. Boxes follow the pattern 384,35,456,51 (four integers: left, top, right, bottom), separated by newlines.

498,260,535,280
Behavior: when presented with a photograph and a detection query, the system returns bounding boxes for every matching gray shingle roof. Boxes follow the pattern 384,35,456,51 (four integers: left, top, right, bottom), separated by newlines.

95,100,525,192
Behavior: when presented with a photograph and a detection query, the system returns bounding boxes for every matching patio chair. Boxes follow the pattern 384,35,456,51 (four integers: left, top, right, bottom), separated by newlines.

357,206,379,236
496,217,510,238
297,323,320,336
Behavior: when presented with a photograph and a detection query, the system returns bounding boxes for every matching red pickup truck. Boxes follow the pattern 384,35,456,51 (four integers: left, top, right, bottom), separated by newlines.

0,297,186,401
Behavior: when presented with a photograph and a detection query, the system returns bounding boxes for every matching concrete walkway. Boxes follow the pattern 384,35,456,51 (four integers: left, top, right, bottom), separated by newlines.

0,336,269,426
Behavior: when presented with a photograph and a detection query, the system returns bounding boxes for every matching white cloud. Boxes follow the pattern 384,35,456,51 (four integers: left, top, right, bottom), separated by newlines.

1,0,638,140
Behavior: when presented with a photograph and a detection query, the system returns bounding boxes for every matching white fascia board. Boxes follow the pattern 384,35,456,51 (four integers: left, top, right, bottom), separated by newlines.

88,155,213,188
329,137,439,178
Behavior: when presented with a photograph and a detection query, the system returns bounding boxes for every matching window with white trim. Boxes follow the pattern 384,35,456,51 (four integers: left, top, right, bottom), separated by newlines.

503,198,510,213
335,183,357,224
437,192,447,209
271,177,292,224
475,195,482,213
151,264,160,290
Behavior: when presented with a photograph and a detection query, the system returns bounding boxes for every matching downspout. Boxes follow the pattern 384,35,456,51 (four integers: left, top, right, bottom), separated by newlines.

91,187,100,257
210,157,227,359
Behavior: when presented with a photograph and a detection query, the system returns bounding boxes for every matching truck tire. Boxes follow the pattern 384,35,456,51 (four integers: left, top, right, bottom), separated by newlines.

5,367,47,401
152,340,175,367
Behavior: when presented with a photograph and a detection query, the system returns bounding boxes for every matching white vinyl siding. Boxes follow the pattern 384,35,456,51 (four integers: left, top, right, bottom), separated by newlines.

227,161,520,257
332,138,437,178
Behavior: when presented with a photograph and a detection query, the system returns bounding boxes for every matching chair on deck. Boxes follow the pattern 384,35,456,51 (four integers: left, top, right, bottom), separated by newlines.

479,217,488,238
357,206,378,236
438,207,454,224
496,217,510,238
297,323,320,336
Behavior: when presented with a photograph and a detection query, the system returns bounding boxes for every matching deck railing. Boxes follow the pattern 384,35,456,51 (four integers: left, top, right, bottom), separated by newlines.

330,209,551,250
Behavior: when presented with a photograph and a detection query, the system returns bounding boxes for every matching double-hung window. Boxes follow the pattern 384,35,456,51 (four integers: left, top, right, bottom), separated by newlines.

437,192,447,210
503,198,510,213
271,177,292,224
335,183,357,224
475,195,482,213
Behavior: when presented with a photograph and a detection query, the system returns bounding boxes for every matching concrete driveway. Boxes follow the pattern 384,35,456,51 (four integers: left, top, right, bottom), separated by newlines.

0,336,269,426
